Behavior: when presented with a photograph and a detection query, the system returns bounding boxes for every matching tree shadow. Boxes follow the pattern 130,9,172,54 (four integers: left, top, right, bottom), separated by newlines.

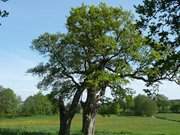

155,116,180,123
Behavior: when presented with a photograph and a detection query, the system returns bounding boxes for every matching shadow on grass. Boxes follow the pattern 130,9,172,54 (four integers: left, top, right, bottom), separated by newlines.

72,131,132,135
0,128,53,135
155,116,180,123
0,128,132,135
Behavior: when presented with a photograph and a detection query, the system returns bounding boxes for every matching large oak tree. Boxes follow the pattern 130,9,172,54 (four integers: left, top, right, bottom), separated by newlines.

29,3,179,135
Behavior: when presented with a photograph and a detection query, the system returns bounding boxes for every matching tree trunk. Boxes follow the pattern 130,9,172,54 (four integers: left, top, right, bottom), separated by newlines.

83,109,96,135
58,89,83,135
59,113,72,135
58,97,72,135
81,101,86,133
82,90,97,135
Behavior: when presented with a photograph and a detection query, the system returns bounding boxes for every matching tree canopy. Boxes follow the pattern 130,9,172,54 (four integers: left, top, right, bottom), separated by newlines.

29,3,168,99
135,0,180,85
22,93,53,116
0,86,20,116
29,3,179,135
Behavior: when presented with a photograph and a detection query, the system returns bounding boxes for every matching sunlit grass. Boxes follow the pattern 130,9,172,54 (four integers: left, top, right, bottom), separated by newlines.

0,114,180,135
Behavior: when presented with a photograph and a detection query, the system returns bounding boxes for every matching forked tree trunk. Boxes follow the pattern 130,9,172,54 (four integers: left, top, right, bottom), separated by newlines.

82,90,97,135
59,113,72,135
58,98,72,135
58,89,83,135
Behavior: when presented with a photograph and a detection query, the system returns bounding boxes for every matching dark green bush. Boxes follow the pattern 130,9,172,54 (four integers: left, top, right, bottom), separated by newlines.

170,104,180,113
0,128,54,135
21,93,53,116
98,102,120,116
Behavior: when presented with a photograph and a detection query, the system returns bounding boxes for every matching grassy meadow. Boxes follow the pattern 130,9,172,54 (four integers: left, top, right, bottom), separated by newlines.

0,114,180,135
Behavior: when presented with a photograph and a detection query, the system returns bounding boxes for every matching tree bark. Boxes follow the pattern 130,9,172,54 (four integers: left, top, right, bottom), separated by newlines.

59,112,72,135
58,97,71,135
82,90,97,135
58,89,83,135
81,101,86,133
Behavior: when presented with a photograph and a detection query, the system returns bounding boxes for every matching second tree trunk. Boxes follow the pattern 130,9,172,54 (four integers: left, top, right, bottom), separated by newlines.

82,90,97,135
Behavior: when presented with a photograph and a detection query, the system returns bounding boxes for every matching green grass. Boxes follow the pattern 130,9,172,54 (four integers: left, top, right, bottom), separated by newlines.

155,113,180,122
0,114,180,135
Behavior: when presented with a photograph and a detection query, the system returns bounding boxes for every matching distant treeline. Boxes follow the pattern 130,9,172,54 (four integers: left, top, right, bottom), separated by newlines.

99,95,180,116
0,85,180,117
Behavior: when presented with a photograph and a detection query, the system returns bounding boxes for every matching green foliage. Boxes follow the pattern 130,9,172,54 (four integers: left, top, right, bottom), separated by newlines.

28,3,180,134
98,101,120,116
46,92,59,114
0,86,20,116
134,95,157,116
22,93,53,116
170,104,180,113
112,87,135,114
169,100,180,113
143,99,158,116
155,94,170,113
135,0,180,85
28,3,156,101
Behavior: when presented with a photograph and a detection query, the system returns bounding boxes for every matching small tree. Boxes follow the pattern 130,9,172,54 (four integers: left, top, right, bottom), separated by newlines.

134,95,157,116
155,94,169,113
0,86,20,116
143,99,158,116
22,93,53,115
112,87,135,114
47,91,59,114
98,101,120,116
110,102,121,115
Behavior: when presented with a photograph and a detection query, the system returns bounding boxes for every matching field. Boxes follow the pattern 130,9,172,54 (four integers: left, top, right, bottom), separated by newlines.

0,113,180,135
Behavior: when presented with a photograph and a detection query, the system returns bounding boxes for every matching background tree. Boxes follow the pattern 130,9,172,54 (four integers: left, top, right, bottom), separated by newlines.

98,101,121,116
134,95,157,116
113,87,135,113
155,94,169,113
170,100,180,113
22,93,53,116
0,0,8,25
135,0,180,85
0,86,20,116
47,91,59,114
170,104,180,113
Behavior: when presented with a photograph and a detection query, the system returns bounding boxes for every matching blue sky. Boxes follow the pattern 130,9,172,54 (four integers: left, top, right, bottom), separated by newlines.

0,0,179,100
